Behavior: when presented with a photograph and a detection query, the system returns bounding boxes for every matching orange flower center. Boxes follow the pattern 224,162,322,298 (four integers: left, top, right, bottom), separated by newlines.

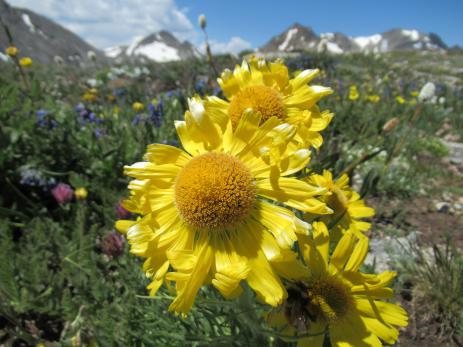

174,153,256,230
228,85,286,128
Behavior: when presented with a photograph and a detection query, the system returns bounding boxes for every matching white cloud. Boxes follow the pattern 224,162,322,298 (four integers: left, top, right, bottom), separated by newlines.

205,36,253,55
7,0,254,53
7,0,196,48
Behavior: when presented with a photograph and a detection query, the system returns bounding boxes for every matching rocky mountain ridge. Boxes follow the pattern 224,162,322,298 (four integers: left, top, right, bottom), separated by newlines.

104,30,196,63
259,23,448,54
0,0,104,65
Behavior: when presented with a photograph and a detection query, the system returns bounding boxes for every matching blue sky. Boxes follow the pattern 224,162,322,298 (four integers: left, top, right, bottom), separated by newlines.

8,0,463,50
179,0,463,47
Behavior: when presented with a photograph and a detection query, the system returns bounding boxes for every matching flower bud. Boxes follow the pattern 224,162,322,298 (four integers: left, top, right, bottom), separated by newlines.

101,231,125,258
74,187,88,200
6,46,18,57
52,183,74,204
382,117,400,133
418,82,436,102
198,14,207,29
115,199,131,219
19,57,33,67
132,102,144,112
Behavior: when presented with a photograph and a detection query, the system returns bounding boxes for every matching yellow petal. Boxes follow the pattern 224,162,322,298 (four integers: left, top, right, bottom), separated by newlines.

115,220,136,234
330,232,357,274
124,162,180,180
355,298,408,328
329,312,382,347
210,237,250,298
360,315,400,345
252,200,298,248
175,120,206,156
312,221,330,271
257,177,329,214
168,235,214,315
344,236,369,272
144,144,191,166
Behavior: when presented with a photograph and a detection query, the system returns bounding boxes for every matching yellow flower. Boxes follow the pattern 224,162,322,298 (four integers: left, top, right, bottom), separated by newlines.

367,94,380,103
349,85,359,101
268,222,408,347
132,102,145,112
116,109,331,315
395,96,405,104
410,91,419,97
74,187,88,200
6,46,18,57
306,170,374,236
201,57,333,150
82,89,97,102
19,57,33,67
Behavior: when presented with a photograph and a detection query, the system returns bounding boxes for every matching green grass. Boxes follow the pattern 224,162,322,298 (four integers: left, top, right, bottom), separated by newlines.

0,50,462,346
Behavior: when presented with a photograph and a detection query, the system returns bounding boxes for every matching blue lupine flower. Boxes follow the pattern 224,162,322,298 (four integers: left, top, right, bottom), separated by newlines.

132,114,142,126
75,103,86,112
148,100,163,128
36,109,48,118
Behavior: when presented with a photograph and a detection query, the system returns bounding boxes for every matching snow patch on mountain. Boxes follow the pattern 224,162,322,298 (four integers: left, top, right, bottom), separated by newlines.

126,36,144,56
133,41,180,62
321,32,334,40
354,34,382,49
279,28,298,51
402,29,420,41
326,42,343,54
21,13,35,33
104,46,124,58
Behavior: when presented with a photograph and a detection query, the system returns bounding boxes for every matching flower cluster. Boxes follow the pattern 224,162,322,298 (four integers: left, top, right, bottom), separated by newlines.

116,57,407,345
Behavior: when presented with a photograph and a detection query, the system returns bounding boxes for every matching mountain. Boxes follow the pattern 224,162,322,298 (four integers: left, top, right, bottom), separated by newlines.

0,0,104,65
259,23,448,54
259,23,318,52
105,31,196,63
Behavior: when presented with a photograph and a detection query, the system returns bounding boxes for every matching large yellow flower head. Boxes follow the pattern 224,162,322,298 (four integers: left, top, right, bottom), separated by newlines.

306,170,375,236
268,222,408,346
116,105,332,315
199,57,333,150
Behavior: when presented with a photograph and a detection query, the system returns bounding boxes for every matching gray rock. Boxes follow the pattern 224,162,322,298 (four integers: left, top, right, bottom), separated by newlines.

364,232,418,273
443,140,463,166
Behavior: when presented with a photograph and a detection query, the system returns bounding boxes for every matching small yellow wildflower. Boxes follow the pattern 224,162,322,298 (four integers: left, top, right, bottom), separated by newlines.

132,102,145,112
396,96,405,104
367,94,380,103
207,57,333,150
6,46,18,57
410,90,419,97
348,85,359,101
305,170,374,237
74,187,88,200
268,224,408,347
19,57,33,67
82,91,97,102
